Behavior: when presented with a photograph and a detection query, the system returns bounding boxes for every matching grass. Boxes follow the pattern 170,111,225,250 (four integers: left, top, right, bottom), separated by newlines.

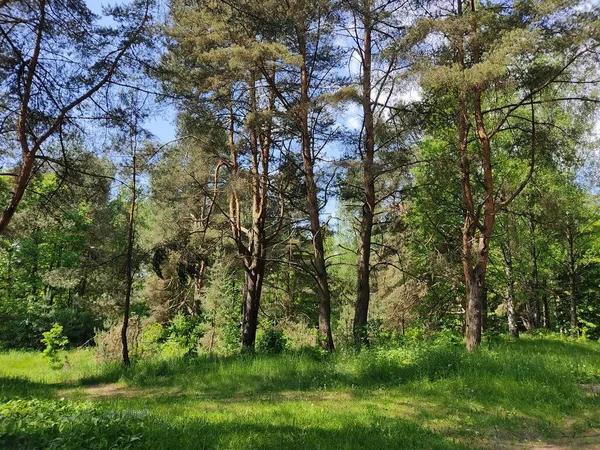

0,335,599,449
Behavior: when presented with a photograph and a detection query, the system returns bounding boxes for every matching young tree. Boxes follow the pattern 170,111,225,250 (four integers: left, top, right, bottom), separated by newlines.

340,0,415,345
104,91,155,365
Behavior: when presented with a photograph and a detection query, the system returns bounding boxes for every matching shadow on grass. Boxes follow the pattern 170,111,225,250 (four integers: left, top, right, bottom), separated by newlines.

2,338,599,449
1,412,468,450
497,336,600,357
72,338,597,435
0,376,65,400
145,415,469,450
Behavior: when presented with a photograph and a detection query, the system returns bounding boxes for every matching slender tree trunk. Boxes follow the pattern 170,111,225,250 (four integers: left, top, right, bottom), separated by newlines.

542,291,551,329
122,154,136,366
298,31,334,351
354,0,375,346
567,227,577,336
193,260,205,316
501,243,519,338
527,214,540,328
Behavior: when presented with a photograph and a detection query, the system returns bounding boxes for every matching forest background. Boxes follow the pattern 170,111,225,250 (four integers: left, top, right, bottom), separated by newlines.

1,0,600,362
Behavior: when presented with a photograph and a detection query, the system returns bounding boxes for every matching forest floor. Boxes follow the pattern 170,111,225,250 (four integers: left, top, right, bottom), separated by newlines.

0,335,599,449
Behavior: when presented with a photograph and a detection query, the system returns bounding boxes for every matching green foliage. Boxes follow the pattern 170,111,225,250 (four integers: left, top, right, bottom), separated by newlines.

0,399,146,450
40,324,69,370
138,322,166,358
165,313,204,356
256,324,287,354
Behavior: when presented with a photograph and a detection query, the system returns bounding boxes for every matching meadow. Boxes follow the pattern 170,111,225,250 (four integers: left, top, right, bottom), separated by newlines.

0,335,599,450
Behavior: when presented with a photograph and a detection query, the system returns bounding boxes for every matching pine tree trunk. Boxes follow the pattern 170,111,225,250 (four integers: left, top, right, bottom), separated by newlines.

354,3,375,346
355,214,373,345
122,154,136,366
298,31,334,351
460,0,497,352
237,75,273,350
502,245,519,338
465,263,484,351
241,258,265,348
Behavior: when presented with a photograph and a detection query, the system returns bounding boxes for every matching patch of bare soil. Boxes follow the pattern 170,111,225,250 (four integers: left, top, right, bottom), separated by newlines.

515,433,600,450
580,384,600,397
59,383,183,399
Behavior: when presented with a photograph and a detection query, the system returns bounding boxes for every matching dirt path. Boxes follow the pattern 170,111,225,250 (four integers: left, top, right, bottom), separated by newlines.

514,433,600,449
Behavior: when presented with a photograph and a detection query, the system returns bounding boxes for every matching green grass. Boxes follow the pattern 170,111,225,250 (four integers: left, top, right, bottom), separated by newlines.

0,335,599,449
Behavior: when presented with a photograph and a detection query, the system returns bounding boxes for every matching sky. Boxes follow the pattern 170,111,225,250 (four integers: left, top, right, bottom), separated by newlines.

86,0,177,143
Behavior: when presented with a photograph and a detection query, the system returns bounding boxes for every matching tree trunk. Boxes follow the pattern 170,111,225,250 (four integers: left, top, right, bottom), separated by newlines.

354,1,375,347
567,227,577,336
241,258,265,348
459,0,498,352
237,75,273,350
298,30,334,351
465,262,485,351
0,0,45,235
122,153,136,366
542,291,551,329
193,260,205,316
502,243,519,338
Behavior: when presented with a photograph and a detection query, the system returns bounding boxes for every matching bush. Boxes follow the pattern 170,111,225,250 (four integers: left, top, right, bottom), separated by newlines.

256,325,287,354
165,313,205,356
138,322,165,358
94,317,142,363
41,323,69,369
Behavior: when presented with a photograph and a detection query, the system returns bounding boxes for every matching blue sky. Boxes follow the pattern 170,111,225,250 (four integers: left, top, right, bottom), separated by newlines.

86,0,177,143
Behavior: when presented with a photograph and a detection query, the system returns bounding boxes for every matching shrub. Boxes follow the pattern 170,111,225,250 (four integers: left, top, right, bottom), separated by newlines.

41,323,69,369
139,322,165,358
256,325,287,354
165,313,205,356
94,317,142,363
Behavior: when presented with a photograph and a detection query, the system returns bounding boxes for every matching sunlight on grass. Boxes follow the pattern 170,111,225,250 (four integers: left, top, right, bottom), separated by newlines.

0,336,599,449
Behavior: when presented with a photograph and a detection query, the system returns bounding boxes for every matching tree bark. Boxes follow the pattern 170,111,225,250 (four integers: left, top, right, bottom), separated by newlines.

567,226,577,336
122,153,136,366
241,258,265,348
501,243,519,338
298,29,334,351
354,0,375,347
